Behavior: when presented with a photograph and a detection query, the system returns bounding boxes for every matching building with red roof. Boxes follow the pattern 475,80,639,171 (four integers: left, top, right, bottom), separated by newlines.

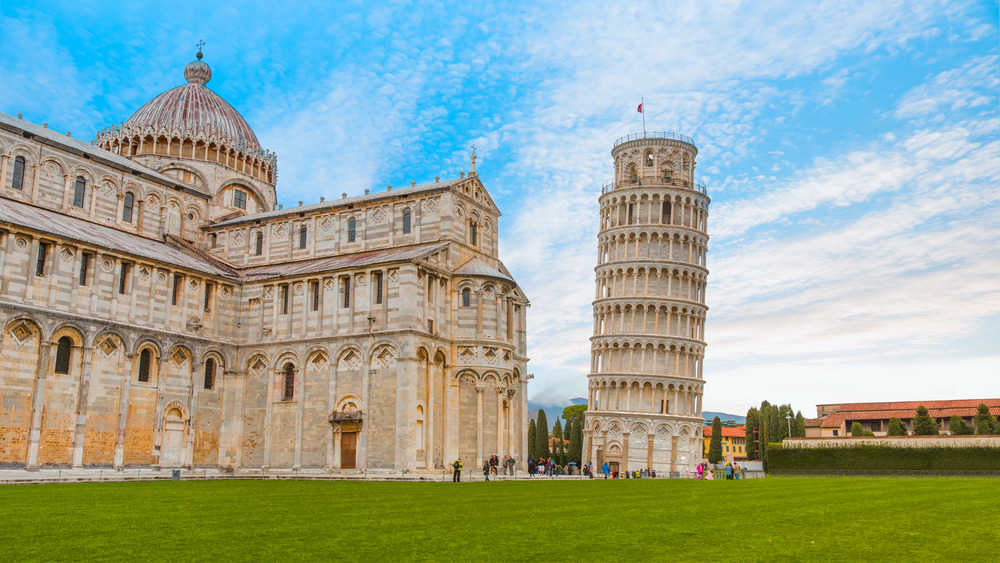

806,399,1000,437
703,425,747,461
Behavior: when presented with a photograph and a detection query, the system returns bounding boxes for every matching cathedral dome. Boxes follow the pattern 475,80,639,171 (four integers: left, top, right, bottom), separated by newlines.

124,53,260,149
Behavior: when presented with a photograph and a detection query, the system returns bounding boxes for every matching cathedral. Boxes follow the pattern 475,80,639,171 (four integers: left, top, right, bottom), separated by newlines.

0,51,529,473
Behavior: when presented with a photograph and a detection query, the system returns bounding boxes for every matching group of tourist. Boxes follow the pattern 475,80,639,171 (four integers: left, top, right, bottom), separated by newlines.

598,463,656,479
696,462,743,480
481,455,517,480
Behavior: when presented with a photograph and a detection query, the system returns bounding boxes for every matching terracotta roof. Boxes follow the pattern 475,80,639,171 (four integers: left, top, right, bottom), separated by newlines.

703,426,746,438
210,178,465,228
818,399,1000,412
0,197,233,278
819,402,1000,428
804,418,824,427
240,242,449,281
0,112,209,199
454,257,514,282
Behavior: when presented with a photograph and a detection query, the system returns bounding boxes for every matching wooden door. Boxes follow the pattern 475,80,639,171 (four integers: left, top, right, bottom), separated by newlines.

341,432,357,469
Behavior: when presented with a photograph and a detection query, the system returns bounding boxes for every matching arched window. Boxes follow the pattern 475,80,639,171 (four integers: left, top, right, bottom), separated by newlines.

138,349,152,382
54,336,72,374
73,176,86,208
204,358,216,390
462,288,471,307
402,208,412,234
11,156,25,190
347,218,356,242
645,149,654,166
122,192,135,223
255,231,264,256
662,201,672,224
299,225,308,249
282,363,295,400
469,221,478,246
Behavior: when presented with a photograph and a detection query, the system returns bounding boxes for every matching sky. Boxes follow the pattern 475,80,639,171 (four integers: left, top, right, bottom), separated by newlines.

1,1,997,417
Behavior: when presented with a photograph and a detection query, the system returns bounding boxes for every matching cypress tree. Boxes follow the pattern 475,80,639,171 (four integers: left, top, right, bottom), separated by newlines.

949,415,973,435
569,417,583,465
745,407,760,461
794,411,806,438
759,401,773,462
552,419,564,465
528,418,536,458
707,416,724,463
535,409,550,459
887,417,907,436
974,403,999,435
912,405,939,436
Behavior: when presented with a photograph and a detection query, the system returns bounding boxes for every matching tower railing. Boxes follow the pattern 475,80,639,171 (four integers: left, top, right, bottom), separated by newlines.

601,177,708,195
613,131,695,148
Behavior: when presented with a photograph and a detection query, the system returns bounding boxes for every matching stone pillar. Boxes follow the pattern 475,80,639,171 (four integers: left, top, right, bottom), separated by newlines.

476,386,484,467
113,353,134,469
261,362,278,470
25,336,52,468
30,165,41,203
621,431,630,473
71,345,95,468
0,154,8,189
647,434,654,471
151,355,169,468
293,359,306,470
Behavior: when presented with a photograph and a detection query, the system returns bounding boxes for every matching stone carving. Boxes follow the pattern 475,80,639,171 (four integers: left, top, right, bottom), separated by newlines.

101,258,114,272
14,237,29,252
371,207,386,224
60,247,74,262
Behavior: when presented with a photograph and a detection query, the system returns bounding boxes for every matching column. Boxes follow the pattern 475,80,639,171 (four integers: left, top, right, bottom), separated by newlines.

476,386,484,467
113,353,133,468
0,154,8,189
71,345,95,467
25,336,52,467
621,431,630,473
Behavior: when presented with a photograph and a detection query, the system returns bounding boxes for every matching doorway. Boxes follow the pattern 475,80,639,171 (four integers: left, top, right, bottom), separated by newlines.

341,432,357,469
161,407,185,467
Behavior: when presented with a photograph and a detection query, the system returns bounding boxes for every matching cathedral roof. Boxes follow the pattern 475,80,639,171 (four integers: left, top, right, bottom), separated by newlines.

454,257,514,282
123,53,260,150
0,196,233,278
241,242,449,281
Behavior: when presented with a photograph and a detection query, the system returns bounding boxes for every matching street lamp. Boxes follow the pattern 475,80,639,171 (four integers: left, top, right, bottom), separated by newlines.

786,414,793,438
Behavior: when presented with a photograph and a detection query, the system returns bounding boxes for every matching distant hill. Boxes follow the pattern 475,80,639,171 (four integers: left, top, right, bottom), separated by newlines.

703,411,746,425
528,397,586,427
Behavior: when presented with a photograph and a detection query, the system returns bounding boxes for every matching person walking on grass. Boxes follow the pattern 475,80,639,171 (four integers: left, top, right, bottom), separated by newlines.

452,458,463,482
696,463,703,480
483,460,490,481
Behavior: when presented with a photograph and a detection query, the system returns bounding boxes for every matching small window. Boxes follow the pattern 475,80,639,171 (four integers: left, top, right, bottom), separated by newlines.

832,430,839,437
469,222,478,246
310,281,320,312
255,231,264,256
204,358,216,390
299,225,308,249
54,336,72,374
662,201,672,224
79,253,90,286
282,363,295,400
427,319,434,333
348,217,356,242
118,263,130,294
402,208,412,234
342,276,351,308
627,203,634,225
374,272,383,305
462,288,470,307
210,233,217,248
122,192,135,223
11,156,25,190
73,176,86,208
233,189,247,210
204,282,214,312
36,242,49,276
171,275,182,305
138,349,151,382
280,284,289,315
645,150,654,167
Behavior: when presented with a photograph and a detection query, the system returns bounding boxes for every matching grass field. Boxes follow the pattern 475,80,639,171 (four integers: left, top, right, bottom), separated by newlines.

0,478,993,561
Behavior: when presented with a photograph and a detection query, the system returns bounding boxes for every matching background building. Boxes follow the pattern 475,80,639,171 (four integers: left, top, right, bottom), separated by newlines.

807,399,1000,437
702,426,747,462
0,52,529,473
583,132,710,475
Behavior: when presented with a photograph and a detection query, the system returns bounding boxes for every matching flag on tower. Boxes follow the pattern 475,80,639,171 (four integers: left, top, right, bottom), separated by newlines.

637,102,643,113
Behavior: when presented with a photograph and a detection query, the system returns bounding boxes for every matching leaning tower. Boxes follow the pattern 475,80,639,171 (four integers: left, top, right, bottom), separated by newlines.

583,132,710,477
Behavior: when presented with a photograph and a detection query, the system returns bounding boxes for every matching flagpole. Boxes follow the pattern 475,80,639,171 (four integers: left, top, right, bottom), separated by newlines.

641,97,646,136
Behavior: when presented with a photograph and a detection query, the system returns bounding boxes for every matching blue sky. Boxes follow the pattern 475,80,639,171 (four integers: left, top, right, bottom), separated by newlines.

2,1,997,416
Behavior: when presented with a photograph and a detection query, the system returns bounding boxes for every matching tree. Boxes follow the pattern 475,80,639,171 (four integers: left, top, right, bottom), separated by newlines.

974,403,999,435
949,415,973,436
528,418,536,457
912,406,939,436
707,416,724,463
534,409,550,459
851,422,865,437
794,411,806,438
887,417,907,436
562,404,587,429
745,408,760,461
722,420,740,428
569,417,583,466
552,419,564,465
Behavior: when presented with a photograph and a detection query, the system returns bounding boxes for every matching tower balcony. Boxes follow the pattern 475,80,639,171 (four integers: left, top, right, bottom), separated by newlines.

602,176,707,195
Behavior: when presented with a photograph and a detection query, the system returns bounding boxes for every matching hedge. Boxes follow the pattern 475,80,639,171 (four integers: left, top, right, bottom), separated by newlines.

766,443,1000,472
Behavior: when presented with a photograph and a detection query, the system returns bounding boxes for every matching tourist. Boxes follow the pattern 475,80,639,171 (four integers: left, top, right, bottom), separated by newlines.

696,463,704,480
725,463,733,480
706,464,715,480
735,464,741,481
483,460,490,481
527,455,536,477
602,462,610,479
452,458,462,482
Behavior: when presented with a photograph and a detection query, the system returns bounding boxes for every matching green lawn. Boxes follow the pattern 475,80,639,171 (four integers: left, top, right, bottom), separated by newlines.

0,478,993,561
